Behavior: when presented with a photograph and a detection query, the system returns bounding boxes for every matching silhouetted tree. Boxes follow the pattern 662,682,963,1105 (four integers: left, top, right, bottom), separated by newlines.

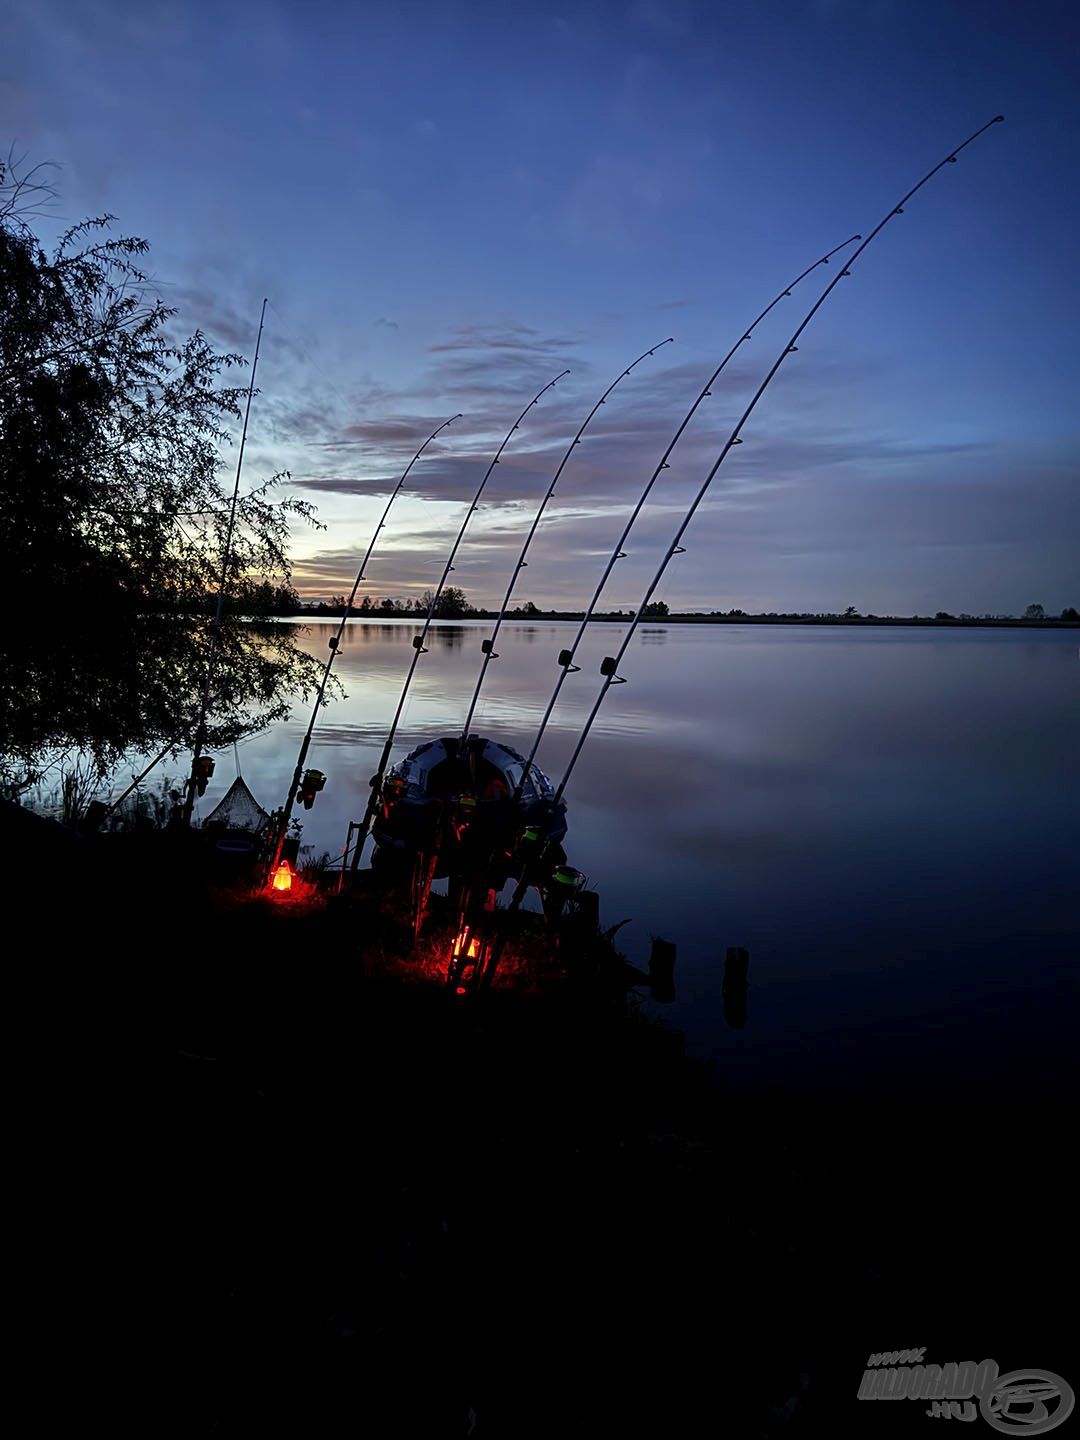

1062,607,1079,622
643,600,669,618
1023,603,1046,621
0,153,322,785
843,605,859,618
419,586,472,618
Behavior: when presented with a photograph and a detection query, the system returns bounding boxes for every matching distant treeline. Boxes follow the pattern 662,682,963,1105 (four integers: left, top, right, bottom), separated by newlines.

294,594,1080,626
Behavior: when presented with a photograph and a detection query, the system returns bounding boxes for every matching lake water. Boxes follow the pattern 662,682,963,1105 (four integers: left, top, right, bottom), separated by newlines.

197,620,1079,1100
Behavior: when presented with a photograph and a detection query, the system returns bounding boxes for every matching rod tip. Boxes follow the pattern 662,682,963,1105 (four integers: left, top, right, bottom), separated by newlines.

993,114,1005,123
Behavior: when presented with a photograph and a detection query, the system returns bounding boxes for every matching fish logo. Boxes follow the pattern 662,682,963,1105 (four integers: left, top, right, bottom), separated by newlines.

980,1371,1074,1435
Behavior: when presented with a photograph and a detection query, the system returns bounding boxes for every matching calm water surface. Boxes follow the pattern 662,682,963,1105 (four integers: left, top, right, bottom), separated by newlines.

202,621,1079,1100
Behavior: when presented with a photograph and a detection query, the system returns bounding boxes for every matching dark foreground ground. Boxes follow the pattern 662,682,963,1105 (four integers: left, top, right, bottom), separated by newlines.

17,820,1077,1437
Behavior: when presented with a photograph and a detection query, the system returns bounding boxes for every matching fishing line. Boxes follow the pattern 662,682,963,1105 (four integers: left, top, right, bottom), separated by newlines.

269,412,462,873
182,296,268,823
347,368,570,871
513,233,862,798
459,338,674,745
553,116,1005,805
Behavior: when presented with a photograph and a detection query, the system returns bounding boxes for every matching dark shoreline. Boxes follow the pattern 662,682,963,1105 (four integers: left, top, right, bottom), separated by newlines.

26,825,1075,1435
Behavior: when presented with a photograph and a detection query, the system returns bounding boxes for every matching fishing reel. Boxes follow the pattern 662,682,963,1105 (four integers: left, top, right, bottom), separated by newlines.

515,823,543,863
296,768,327,810
194,754,215,796
543,864,585,923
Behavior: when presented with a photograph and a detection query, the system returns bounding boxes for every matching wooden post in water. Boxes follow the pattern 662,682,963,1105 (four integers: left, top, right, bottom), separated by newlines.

723,946,750,1029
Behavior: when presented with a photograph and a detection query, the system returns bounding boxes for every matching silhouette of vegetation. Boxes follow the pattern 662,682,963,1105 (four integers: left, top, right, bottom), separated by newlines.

306,588,476,618
419,585,473,618
0,154,322,789
1024,602,1046,620
297,596,1080,628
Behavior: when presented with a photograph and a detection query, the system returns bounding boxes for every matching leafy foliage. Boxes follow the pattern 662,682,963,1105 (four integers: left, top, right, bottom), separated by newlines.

418,586,473,618
0,154,323,785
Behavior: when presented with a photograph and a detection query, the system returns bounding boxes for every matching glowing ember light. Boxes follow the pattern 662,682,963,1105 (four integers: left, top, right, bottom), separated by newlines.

450,928,481,962
271,860,293,894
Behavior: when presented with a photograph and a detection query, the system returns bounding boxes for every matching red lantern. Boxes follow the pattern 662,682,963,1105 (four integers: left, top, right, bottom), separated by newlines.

271,860,293,894
451,926,481,964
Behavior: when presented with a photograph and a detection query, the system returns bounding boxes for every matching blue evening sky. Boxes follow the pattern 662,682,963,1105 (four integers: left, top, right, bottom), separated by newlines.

4,0,1078,613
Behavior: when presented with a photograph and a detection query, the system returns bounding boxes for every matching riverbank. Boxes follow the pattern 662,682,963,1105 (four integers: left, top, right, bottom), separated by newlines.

20,827,1075,1435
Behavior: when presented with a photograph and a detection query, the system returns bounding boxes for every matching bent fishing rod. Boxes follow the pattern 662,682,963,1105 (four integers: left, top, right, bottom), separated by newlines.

459,338,674,746
347,369,570,871
511,235,861,800
182,296,268,825
269,413,462,874
99,709,214,823
551,115,1005,810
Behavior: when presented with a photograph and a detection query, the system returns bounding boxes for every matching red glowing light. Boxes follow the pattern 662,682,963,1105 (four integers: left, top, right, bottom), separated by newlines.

271,860,293,894
450,928,481,963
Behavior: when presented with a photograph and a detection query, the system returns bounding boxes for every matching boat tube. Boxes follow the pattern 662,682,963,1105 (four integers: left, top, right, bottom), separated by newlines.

371,735,567,881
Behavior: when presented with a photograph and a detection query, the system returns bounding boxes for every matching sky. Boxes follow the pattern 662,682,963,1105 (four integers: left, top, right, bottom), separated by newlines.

4,0,1078,614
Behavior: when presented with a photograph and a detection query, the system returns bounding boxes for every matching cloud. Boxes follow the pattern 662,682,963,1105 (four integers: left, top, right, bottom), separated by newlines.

426,321,581,356
176,292,1072,617
166,285,304,361
337,415,457,446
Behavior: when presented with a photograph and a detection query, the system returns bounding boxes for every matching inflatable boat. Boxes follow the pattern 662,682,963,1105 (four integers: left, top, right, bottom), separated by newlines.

370,734,567,879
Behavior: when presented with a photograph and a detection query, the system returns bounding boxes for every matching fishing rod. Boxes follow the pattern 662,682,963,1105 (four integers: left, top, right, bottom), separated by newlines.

268,413,462,875
347,368,570,871
510,235,861,801
459,338,673,745
551,115,1005,809
100,731,194,823
181,296,268,825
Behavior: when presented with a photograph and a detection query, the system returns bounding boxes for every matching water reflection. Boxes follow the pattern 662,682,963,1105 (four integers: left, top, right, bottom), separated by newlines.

216,621,1079,1100
327,620,471,651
